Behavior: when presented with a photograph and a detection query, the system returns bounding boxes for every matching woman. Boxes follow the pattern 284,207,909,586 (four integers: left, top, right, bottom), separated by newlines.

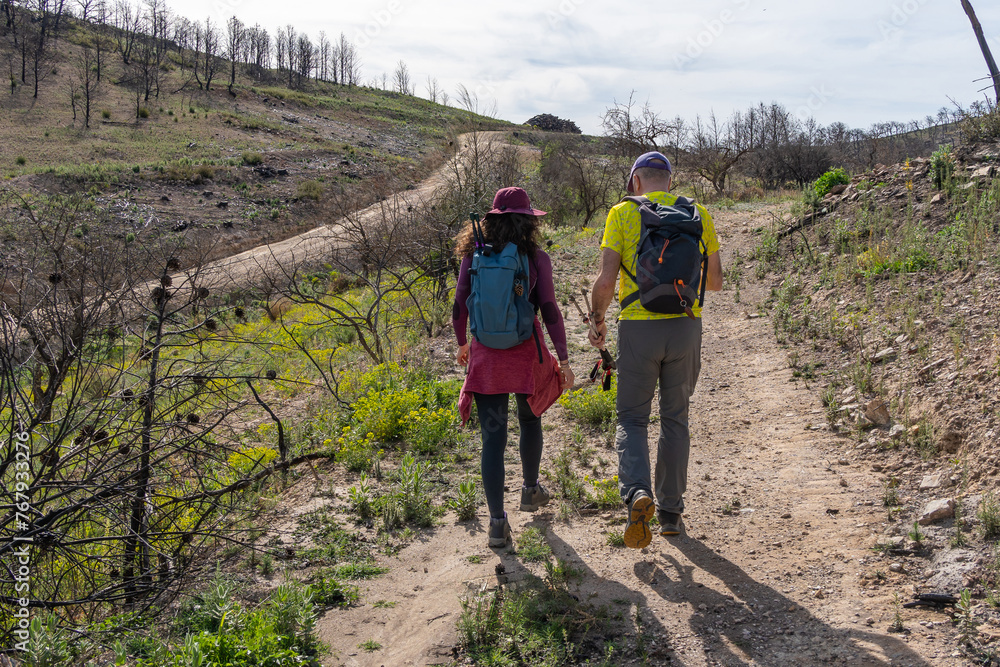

453,187,574,547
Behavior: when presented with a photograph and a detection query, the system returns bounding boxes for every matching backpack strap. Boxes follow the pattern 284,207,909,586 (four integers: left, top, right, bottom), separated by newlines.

698,240,709,313
618,195,654,312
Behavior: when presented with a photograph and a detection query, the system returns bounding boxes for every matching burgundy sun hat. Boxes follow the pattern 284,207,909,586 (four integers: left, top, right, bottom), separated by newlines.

486,187,547,216
626,151,673,194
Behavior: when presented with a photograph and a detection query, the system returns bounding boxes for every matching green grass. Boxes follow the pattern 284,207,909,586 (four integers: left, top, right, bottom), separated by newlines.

458,562,600,665
516,527,553,563
333,563,389,580
359,639,382,652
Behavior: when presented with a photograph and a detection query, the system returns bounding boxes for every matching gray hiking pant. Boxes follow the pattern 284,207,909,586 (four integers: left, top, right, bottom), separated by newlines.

616,317,702,515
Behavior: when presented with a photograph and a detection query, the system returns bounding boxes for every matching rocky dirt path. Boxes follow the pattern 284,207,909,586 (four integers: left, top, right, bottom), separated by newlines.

309,204,966,666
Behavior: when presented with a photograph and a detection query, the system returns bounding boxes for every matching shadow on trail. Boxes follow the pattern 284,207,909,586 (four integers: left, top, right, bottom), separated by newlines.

632,537,933,666
536,525,691,666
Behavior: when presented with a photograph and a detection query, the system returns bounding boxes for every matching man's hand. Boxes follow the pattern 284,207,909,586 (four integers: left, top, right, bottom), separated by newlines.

559,361,575,390
456,343,470,366
588,320,607,348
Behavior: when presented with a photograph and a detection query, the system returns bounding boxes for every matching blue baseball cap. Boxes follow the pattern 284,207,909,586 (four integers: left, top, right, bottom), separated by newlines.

627,151,672,194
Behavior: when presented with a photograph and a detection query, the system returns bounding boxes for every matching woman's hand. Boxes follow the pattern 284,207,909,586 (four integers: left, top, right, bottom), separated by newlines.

559,360,575,390
456,343,470,366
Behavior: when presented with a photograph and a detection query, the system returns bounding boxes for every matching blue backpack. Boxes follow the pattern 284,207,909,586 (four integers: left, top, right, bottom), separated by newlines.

466,214,536,350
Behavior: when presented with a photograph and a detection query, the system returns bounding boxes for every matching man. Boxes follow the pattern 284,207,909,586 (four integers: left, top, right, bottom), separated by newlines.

588,151,723,549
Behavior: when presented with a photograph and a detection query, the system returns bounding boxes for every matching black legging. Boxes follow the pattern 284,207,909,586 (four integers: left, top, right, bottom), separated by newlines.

473,392,543,519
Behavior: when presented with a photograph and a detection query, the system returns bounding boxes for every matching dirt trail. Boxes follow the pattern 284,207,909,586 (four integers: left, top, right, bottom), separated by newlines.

183,132,505,292
307,202,966,667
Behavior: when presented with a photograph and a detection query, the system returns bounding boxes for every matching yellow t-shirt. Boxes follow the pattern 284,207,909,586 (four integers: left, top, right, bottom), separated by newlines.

601,191,720,320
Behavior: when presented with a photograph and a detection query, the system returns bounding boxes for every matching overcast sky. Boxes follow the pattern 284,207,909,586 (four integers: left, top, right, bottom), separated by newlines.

171,0,1000,135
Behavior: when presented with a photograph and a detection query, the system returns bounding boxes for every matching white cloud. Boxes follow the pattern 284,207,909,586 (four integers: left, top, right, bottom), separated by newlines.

167,0,1000,134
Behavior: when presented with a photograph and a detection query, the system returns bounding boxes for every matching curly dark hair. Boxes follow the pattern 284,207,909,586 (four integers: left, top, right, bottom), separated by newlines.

453,212,540,259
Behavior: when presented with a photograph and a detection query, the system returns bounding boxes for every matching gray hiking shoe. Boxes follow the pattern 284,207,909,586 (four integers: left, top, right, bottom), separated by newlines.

488,514,511,548
519,483,551,512
657,510,683,537
624,490,655,549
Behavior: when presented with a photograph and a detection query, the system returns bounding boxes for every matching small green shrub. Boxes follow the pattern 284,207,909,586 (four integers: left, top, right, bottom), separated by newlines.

813,167,850,198
396,453,433,527
137,107,149,119
589,475,621,509
980,493,1000,540
353,388,425,442
931,145,955,191
334,430,376,473
449,480,478,521
242,151,264,166
15,156,25,166
405,406,459,454
196,165,214,180
296,179,324,201
359,639,382,652
101,109,111,119
558,382,615,427
348,473,374,521
516,527,552,563
24,615,74,667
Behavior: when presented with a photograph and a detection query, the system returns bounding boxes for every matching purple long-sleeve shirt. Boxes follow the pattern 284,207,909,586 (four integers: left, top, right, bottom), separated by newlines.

452,249,568,361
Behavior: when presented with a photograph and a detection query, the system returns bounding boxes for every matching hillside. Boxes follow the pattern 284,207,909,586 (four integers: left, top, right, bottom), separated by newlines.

1,17,507,269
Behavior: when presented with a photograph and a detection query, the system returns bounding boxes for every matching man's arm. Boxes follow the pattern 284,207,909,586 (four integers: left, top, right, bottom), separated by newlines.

588,247,620,347
705,251,723,292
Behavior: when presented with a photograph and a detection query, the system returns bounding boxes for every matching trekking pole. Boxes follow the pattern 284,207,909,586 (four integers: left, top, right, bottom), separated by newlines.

579,289,616,367
570,294,616,391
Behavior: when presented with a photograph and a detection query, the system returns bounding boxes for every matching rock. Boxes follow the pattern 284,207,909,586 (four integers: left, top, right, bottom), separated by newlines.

889,563,904,573
925,549,979,592
873,348,897,363
939,417,965,453
919,474,948,491
829,184,848,196
813,589,825,599
863,399,891,426
972,165,996,180
930,193,944,204
883,535,905,549
918,498,955,525
889,424,907,440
